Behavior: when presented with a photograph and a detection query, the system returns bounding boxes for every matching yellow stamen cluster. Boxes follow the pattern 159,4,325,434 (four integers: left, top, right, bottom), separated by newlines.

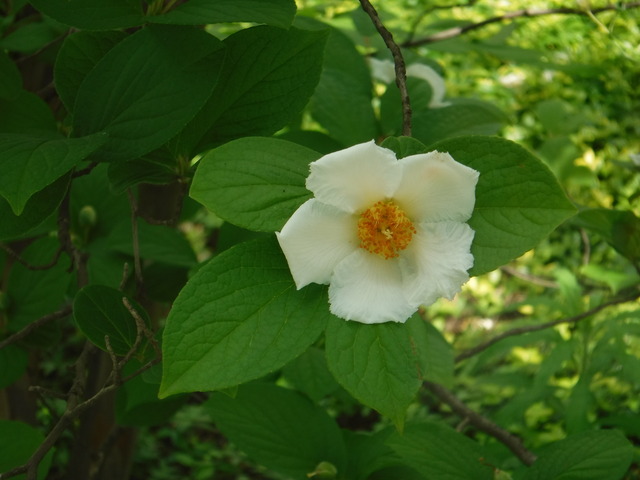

357,200,416,259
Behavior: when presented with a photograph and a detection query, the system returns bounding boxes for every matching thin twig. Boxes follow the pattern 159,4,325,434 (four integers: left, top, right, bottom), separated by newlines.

0,243,65,271
500,265,558,289
403,2,640,47
455,289,640,362
72,161,98,179
123,297,160,357
0,305,72,351
359,0,412,136
425,381,537,466
405,0,479,43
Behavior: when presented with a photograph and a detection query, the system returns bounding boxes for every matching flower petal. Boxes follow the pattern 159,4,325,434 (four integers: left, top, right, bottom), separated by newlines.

276,199,358,289
306,141,402,214
394,151,479,223
399,221,474,306
406,64,449,108
329,250,418,324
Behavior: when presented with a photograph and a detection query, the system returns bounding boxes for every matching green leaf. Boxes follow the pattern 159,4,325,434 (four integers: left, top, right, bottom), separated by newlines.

175,25,328,154
0,91,56,134
380,136,429,159
116,360,186,427
106,221,197,268
205,383,347,479
149,0,296,28
413,100,508,147
73,285,150,355
55,30,127,111
380,77,434,136
387,421,494,480
159,237,329,398
343,429,407,480
0,173,70,242
29,0,144,30
6,237,72,331
522,430,634,480
107,150,177,194
0,18,65,53
0,132,107,215
429,136,577,276
73,25,225,161
190,137,320,232
573,208,640,264
405,315,454,387
0,345,28,389
282,346,339,401
324,317,422,428
307,21,378,146
0,51,22,99
0,420,54,480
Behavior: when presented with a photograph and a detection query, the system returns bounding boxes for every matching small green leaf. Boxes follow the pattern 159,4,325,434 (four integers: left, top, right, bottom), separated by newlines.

107,151,177,194
159,237,329,398
175,25,328,154
429,136,577,275
0,345,28,389
0,173,70,242
523,430,634,480
205,383,347,479
73,285,150,355
282,346,339,401
7,237,72,331
386,421,494,480
0,132,107,215
0,420,54,480
574,208,640,264
380,136,429,159
73,25,225,161
29,0,144,30
324,317,422,428
55,30,127,111
149,0,297,28
190,137,320,232
413,100,508,147
307,22,378,146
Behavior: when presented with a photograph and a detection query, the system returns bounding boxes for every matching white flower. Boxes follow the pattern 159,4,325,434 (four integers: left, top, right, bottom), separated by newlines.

369,58,450,108
276,141,478,324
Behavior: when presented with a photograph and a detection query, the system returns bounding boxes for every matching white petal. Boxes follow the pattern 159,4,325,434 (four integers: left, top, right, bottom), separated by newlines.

369,58,396,84
394,151,479,223
277,199,359,289
306,141,402,214
400,221,474,306
329,250,418,324
406,64,449,108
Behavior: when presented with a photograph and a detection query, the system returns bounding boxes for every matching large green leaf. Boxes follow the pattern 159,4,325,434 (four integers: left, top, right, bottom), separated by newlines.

190,137,320,232
159,237,329,398
386,421,493,480
0,345,28,389
174,25,328,154
6,237,72,332
29,0,144,30
0,132,107,215
0,420,53,480
73,285,149,355
429,136,577,275
324,318,422,428
0,91,56,134
522,430,633,480
405,315,454,387
306,21,378,146
0,173,70,242
282,346,339,402
205,383,347,479
73,25,225,161
573,208,640,264
148,0,296,28
0,51,21,99
55,30,127,111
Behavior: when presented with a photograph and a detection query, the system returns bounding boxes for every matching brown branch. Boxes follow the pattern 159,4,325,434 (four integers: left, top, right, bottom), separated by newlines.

72,160,98,179
500,265,558,289
0,305,72,351
425,381,537,466
455,289,640,362
359,0,412,136
403,2,640,47
127,189,144,295
0,243,64,271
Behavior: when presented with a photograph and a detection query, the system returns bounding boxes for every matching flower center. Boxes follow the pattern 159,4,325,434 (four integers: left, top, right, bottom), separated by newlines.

357,200,416,259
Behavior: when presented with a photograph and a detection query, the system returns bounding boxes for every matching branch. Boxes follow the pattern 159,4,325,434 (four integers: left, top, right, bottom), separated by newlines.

359,0,412,136
127,189,144,295
0,243,64,271
455,289,640,362
500,265,558,289
425,381,537,466
403,2,640,47
0,305,72,351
